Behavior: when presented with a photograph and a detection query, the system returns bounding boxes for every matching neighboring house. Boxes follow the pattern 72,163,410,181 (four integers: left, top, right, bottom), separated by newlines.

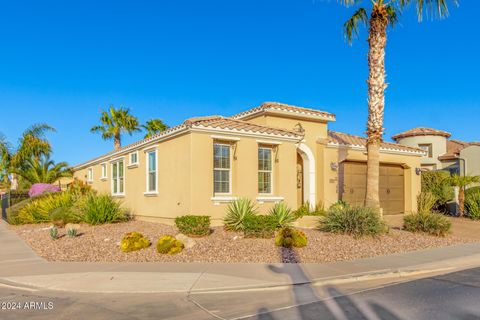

392,127,480,176
73,102,424,224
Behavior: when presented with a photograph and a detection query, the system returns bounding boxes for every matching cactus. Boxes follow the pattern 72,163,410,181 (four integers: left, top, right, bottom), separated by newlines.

67,228,78,238
156,235,184,255
50,226,58,240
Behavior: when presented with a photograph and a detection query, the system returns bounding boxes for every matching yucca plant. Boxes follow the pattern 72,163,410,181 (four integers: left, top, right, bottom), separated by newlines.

268,202,297,228
223,198,258,231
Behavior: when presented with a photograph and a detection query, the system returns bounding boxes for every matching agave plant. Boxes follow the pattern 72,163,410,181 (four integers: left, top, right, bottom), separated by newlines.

223,198,258,231
268,202,296,228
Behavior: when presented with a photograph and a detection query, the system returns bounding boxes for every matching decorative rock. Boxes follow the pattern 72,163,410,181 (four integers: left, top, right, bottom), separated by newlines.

175,233,196,249
65,223,80,232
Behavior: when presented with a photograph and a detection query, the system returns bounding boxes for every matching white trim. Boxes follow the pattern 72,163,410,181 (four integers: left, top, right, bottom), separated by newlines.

100,163,108,179
258,146,273,195
326,142,426,156
145,149,158,194
213,143,232,196
129,151,139,166
297,143,316,210
256,196,284,204
143,191,159,197
111,159,125,196
191,127,300,142
233,106,336,122
211,135,241,141
211,196,238,205
87,168,93,183
256,140,282,145
110,156,126,163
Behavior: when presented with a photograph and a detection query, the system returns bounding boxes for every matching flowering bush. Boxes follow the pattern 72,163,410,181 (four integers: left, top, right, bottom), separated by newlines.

28,183,61,198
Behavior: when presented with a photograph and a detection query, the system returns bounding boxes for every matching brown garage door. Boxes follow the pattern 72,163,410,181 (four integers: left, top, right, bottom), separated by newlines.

341,162,405,215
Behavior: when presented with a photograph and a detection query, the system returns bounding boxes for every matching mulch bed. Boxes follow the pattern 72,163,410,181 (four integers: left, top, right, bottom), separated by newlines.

8,220,476,263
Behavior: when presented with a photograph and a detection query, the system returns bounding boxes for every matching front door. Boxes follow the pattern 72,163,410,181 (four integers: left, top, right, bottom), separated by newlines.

296,153,304,206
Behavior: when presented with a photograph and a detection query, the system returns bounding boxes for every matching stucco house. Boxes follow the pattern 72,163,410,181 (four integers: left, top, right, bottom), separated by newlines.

392,127,480,176
73,102,424,224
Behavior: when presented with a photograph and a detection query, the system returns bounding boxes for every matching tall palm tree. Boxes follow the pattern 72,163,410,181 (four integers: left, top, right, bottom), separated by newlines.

141,119,169,139
91,106,140,150
449,174,480,217
0,124,56,190
14,155,72,184
338,0,458,209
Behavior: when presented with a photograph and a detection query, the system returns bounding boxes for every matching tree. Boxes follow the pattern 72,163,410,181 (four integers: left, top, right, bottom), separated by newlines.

338,0,458,209
14,155,72,185
0,124,56,190
141,119,169,139
448,174,480,217
91,106,140,150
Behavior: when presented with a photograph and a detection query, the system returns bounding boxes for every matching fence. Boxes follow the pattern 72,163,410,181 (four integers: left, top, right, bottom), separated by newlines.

1,191,29,221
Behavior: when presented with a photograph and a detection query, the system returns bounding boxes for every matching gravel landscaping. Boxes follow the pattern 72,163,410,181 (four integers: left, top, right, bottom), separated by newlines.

8,220,477,263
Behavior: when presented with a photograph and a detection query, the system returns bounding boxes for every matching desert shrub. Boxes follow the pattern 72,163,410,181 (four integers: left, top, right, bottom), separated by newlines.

28,183,61,198
465,190,480,220
17,192,74,224
49,206,82,226
81,193,127,225
403,212,451,236
175,215,210,236
417,192,437,214
156,235,184,255
68,179,92,196
6,197,36,225
294,202,325,218
466,186,480,197
120,232,151,252
268,203,297,228
421,171,454,212
224,198,258,231
275,227,307,248
67,228,78,238
243,215,277,238
320,205,388,238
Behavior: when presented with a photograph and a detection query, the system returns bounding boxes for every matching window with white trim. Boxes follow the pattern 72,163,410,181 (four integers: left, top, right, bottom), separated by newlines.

146,150,157,193
111,160,125,195
129,152,139,166
100,163,107,179
213,143,231,194
87,168,93,183
258,147,273,194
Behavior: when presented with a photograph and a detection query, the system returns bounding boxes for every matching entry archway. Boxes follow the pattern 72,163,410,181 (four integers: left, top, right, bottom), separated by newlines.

297,143,316,209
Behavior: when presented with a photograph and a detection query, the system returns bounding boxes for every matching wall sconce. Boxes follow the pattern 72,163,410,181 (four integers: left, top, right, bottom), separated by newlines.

415,168,422,175
330,162,338,171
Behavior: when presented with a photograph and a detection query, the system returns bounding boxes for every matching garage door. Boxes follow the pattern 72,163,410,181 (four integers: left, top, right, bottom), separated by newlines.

341,162,405,215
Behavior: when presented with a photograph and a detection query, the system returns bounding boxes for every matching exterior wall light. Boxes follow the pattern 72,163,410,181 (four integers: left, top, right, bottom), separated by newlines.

330,162,338,171
415,168,422,175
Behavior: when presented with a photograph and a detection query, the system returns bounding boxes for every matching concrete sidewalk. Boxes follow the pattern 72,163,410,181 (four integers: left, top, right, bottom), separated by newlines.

1,220,480,294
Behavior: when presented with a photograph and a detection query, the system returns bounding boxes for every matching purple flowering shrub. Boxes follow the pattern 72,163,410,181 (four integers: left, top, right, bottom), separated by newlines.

28,183,61,198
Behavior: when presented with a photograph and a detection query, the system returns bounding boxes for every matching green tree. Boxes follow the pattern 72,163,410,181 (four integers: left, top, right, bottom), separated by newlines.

338,0,458,209
91,106,140,150
141,119,169,139
15,155,72,184
0,124,55,190
448,174,480,217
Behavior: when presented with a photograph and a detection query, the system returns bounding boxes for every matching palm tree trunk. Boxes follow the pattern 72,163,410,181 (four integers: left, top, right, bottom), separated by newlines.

365,6,388,210
458,187,465,217
114,134,121,150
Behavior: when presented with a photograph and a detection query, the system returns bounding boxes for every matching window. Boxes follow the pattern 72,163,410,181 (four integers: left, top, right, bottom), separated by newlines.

418,144,433,157
111,160,125,195
100,163,107,179
146,150,157,193
213,143,231,194
129,152,139,166
258,147,273,194
87,168,93,182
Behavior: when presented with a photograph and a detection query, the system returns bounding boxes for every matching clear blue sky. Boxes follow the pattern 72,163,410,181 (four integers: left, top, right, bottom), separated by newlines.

0,0,478,165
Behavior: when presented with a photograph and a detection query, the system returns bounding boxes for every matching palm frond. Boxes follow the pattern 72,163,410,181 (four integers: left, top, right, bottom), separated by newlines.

337,0,364,8
386,5,400,27
343,7,369,44
399,0,458,21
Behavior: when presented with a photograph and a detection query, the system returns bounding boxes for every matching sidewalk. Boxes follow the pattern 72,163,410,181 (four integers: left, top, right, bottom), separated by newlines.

1,220,480,294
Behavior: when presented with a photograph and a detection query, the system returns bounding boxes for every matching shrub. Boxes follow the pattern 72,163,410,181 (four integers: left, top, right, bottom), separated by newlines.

421,171,454,211
268,203,297,228
68,179,92,196
50,226,58,240
403,212,451,237
28,183,61,198
120,232,151,252
224,198,258,231
156,235,184,255
275,227,307,248
67,228,78,238
243,215,277,238
320,205,388,238
17,192,74,224
81,193,127,225
294,202,325,218
175,215,211,236
465,190,480,220
466,186,480,197
50,206,82,226
7,197,36,225
417,192,437,214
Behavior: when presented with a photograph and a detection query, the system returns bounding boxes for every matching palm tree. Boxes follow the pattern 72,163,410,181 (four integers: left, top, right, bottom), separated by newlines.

448,174,480,217
141,119,169,139
91,106,140,150
14,155,72,184
338,0,458,209
0,124,56,190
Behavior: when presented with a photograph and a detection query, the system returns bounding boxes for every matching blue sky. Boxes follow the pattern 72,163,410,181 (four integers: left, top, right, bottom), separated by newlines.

0,0,478,165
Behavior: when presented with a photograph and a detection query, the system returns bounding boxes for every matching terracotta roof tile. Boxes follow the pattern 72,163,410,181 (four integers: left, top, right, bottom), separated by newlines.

232,102,336,121
392,127,451,140
328,131,426,155
438,139,480,161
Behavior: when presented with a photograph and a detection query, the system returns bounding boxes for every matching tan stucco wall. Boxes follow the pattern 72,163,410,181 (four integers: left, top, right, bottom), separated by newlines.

461,145,480,177
396,135,447,169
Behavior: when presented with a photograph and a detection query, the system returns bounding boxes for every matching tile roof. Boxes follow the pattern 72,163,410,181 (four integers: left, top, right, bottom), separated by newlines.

438,139,480,161
232,102,336,122
392,127,451,140
328,131,426,155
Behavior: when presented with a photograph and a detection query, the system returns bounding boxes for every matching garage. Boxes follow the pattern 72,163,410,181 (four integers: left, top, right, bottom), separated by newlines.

340,162,405,215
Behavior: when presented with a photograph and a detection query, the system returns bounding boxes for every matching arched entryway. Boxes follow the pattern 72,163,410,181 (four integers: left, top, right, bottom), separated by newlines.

296,143,316,209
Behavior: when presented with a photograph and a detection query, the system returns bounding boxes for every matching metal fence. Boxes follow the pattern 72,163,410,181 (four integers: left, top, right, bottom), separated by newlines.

1,191,29,221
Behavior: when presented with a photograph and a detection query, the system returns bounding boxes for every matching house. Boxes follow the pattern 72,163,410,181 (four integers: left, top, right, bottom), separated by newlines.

73,102,424,225
392,127,480,176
